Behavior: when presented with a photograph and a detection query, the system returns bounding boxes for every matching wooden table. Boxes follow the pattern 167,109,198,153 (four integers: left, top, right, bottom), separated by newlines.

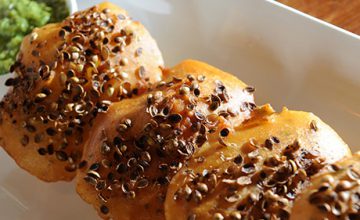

279,0,360,35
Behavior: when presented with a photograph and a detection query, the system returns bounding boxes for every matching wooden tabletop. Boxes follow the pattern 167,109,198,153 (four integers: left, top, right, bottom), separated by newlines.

279,0,360,35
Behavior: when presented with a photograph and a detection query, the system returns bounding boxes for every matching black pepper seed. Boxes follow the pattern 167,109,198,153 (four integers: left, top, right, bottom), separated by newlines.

318,183,330,192
100,205,109,215
56,151,68,161
41,87,52,96
113,152,121,161
278,209,290,219
264,139,273,150
62,25,71,32
157,176,169,185
107,172,115,182
220,128,230,137
234,155,243,165
195,135,207,146
46,128,57,136
130,170,139,181
168,114,182,123
59,29,66,38
103,37,109,44
330,164,341,172
25,124,36,133
47,144,54,155
135,135,148,149
348,213,360,220
259,171,267,179
64,128,73,136
194,88,200,96
244,86,256,93
310,120,318,131
34,134,43,143
37,148,47,155
21,135,29,146
31,50,40,57
36,106,45,113
112,46,121,53
96,180,106,191
116,163,127,173
5,78,15,86
271,136,280,144
242,163,256,174
9,64,15,73
78,160,87,169
237,204,246,211
89,163,100,171
162,107,170,116
209,101,220,111
113,136,122,146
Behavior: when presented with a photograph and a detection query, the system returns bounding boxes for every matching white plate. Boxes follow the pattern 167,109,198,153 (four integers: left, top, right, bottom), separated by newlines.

66,0,78,14
0,0,359,219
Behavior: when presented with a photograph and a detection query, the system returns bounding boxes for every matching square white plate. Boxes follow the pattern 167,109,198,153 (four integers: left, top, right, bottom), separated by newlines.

0,0,359,219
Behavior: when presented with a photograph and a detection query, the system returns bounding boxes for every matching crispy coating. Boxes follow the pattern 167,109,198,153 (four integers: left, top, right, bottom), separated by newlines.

165,105,350,220
75,60,255,220
0,2,164,182
291,152,360,220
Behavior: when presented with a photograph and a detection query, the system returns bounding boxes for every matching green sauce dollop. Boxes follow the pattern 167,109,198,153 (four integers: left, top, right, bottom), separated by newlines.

0,0,69,74
38,0,69,23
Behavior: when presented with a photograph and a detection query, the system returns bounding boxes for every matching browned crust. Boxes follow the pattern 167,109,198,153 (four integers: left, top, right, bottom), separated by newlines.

75,59,255,220
164,106,350,220
291,152,360,220
0,2,164,182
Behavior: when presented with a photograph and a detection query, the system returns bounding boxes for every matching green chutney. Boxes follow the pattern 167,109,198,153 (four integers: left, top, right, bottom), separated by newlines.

0,0,69,74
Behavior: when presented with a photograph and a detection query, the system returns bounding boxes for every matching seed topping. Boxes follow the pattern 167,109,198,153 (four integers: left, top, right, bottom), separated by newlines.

1,4,157,176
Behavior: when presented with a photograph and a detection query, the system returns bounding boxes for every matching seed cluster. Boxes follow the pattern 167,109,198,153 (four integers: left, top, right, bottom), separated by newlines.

308,163,360,219
0,6,151,172
174,139,326,220
83,74,256,216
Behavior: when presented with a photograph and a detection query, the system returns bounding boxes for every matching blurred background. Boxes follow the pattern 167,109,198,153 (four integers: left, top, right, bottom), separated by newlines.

280,0,360,35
